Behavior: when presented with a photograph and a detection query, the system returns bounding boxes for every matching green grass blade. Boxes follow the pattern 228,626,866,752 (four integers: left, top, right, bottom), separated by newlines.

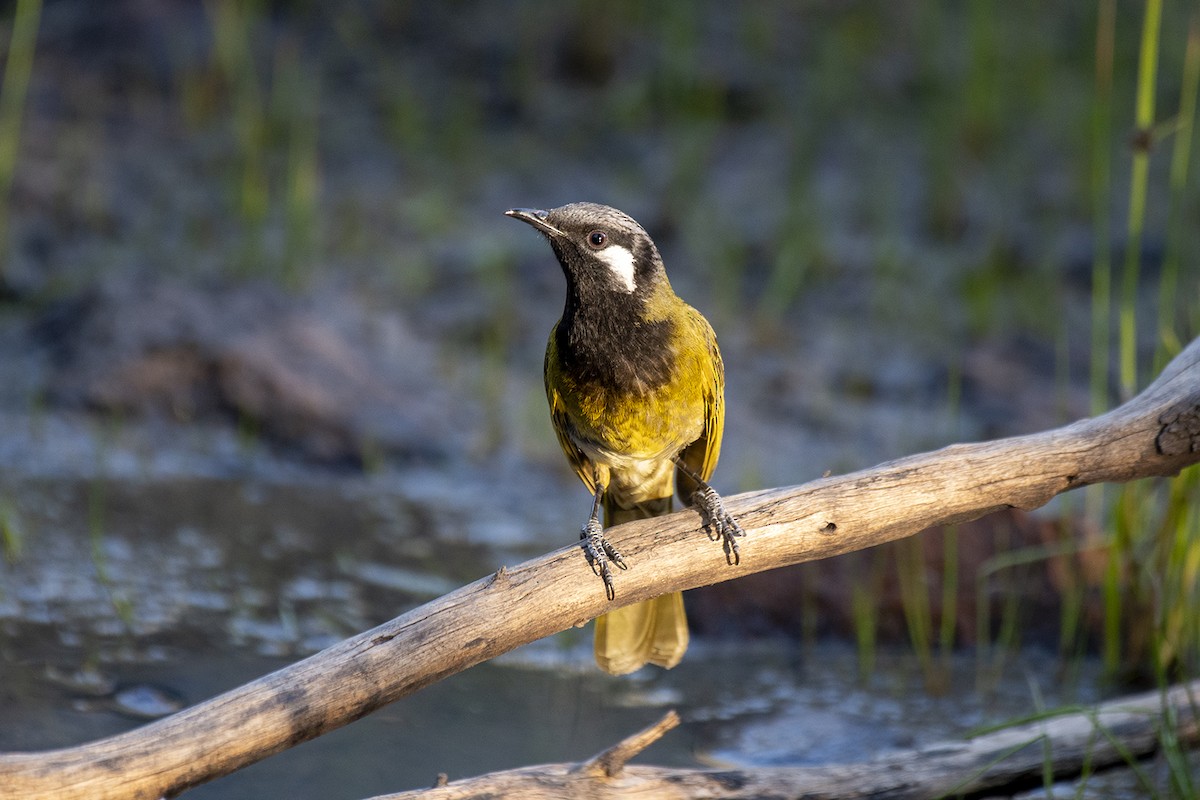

1090,0,1116,415
0,0,41,281
1157,16,1200,369
1119,0,1163,398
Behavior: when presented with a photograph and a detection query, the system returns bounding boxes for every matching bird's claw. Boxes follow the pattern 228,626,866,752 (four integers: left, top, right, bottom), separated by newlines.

580,516,627,600
693,485,746,565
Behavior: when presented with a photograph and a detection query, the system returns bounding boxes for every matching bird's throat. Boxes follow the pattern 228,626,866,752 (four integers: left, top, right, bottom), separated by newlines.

556,291,676,393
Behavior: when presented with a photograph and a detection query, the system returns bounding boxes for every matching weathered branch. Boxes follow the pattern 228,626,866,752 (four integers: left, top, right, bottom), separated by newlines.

581,710,680,780
368,681,1200,799
2,337,1199,799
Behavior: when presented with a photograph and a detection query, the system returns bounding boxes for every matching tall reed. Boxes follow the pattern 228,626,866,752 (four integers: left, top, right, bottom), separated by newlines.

1118,0,1163,398
1091,0,1117,417
0,0,40,284
1155,17,1200,370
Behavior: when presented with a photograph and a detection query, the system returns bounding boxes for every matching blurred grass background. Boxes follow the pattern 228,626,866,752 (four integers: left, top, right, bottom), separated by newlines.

0,0,1197,728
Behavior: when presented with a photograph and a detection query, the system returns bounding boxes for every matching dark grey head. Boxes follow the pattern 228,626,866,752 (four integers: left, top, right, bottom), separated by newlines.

506,203,668,299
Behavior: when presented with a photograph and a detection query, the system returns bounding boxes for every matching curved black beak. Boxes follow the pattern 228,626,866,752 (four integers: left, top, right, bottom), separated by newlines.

505,207,564,238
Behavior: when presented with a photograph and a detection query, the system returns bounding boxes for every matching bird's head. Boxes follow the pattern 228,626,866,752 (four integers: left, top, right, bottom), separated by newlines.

506,203,668,301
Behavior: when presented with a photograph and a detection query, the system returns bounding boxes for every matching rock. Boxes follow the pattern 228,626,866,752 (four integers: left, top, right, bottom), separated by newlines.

35,276,467,465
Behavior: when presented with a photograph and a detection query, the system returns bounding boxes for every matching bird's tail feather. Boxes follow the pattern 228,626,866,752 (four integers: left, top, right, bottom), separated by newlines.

593,496,688,675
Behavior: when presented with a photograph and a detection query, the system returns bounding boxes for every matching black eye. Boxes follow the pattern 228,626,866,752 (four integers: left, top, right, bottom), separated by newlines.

587,231,608,249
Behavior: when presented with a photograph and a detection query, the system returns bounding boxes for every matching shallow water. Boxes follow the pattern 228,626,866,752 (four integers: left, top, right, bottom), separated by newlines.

2,634,1148,799
0,468,1170,798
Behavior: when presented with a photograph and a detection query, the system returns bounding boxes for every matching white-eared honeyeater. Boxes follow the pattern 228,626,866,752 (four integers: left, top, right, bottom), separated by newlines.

506,202,744,675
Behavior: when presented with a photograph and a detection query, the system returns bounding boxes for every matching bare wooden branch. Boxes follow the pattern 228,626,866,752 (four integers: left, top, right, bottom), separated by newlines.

1,337,1198,799
581,711,680,779
369,680,1200,799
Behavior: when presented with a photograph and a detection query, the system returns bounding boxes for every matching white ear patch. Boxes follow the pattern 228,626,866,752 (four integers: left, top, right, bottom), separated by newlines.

594,244,637,292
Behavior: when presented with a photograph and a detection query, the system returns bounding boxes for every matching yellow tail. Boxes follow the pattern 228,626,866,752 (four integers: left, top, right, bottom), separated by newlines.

593,496,688,675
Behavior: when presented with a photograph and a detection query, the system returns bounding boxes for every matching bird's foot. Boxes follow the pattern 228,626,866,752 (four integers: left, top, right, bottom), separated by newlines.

692,484,746,565
580,515,627,600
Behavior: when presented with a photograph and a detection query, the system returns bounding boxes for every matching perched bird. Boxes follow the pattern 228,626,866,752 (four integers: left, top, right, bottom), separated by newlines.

506,202,743,675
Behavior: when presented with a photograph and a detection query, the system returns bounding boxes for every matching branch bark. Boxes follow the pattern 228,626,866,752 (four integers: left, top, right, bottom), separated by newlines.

2,337,1199,799
368,681,1200,799
581,710,680,780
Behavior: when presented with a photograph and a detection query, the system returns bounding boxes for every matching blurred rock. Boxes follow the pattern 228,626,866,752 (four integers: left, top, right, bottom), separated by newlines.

35,276,467,465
